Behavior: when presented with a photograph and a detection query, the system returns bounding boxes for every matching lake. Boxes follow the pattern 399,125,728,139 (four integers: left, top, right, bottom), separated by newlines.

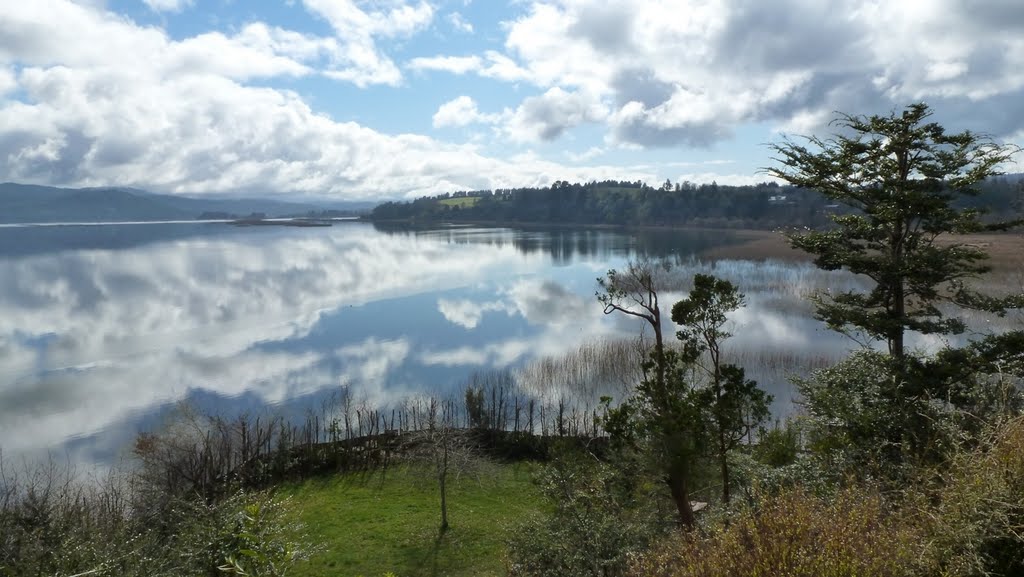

0,220,980,467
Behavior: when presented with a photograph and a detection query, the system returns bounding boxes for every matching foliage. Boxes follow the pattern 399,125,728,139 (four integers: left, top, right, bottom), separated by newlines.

598,261,706,527
630,485,933,577
671,273,772,503
768,103,1020,360
797,343,1024,479
371,179,838,229
919,416,1024,577
177,491,311,577
507,457,661,577
795,350,911,472
0,455,310,577
752,419,801,468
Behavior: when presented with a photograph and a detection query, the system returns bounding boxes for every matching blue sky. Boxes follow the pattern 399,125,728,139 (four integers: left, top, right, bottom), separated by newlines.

1,0,1023,201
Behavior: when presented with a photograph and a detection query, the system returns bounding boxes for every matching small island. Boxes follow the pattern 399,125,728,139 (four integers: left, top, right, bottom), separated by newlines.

230,217,332,227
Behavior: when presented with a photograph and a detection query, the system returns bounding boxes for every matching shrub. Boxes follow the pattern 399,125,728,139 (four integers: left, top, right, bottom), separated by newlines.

506,457,662,577
922,416,1024,577
753,419,800,467
630,486,932,577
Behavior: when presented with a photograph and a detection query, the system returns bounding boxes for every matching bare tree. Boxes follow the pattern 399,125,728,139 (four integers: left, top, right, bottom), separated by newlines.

402,396,483,532
597,258,671,388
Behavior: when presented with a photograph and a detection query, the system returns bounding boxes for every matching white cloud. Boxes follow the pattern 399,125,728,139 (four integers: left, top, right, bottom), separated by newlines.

448,11,474,33
504,87,607,142
409,55,482,75
0,1,657,199
408,51,530,81
432,95,502,128
0,67,15,95
143,0,193,13
437,298,511,328
6,0,1020,196
302,0,434,86
417,0,1024,148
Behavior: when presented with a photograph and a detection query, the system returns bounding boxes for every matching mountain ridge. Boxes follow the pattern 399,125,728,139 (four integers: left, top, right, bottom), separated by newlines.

0,183,372,223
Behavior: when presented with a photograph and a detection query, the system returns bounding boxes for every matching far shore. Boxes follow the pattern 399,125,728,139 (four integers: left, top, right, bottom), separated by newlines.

369,217,1024,273
703,228,1024,273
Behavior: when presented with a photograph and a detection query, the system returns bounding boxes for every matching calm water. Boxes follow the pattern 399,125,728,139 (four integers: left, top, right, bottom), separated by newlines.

1,221,866,465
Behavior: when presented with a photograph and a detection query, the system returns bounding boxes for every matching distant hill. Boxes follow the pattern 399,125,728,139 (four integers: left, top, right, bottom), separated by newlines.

371,175,1024,230
0,183,373,224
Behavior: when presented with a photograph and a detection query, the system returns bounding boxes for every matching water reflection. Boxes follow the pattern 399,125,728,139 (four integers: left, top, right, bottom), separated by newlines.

1,221,968,466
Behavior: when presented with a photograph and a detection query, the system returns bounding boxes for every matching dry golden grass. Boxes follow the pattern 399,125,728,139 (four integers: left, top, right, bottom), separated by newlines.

702,230,1024,273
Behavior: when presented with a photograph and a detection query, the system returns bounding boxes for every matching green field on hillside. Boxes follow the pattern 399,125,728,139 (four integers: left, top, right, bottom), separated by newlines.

438,196,480,208
282,462,543,577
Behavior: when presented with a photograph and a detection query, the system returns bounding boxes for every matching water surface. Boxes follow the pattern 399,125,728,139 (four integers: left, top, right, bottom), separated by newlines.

0,221,874,465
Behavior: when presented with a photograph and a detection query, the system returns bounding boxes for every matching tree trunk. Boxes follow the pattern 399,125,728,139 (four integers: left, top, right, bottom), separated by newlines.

439,439,449,532
667,470,695,529
652,306,665,389
891,277,905,360
719,429,730,504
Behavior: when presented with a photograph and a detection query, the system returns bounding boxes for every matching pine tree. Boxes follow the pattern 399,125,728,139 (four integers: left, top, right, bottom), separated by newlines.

766,103,1019,360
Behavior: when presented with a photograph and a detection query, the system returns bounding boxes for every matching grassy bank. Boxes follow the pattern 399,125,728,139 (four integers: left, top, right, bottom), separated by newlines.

281,462,544,577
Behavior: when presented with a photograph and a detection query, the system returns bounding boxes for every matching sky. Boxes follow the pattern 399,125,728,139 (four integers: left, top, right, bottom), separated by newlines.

1,0,1023,202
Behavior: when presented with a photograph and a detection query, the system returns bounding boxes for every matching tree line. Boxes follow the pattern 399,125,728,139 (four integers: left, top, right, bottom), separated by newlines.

371,173,1024,230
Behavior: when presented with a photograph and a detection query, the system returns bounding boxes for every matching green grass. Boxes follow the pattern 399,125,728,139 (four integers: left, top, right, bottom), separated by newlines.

438,196,480,208
281,462,543,577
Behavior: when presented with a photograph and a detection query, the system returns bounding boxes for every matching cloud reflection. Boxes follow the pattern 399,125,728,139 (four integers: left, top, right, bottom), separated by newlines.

1,223,595,461
6,223,988,465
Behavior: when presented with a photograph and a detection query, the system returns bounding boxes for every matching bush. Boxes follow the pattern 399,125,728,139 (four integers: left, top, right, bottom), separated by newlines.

1,445,313,577
753,419,800,467
630,486,932,577
506,457,662,577
922,416,1024,577
172,490,312,576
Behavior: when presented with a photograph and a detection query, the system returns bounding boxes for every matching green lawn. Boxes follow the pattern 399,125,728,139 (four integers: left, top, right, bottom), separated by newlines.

281,462,543,577
438,196,480,208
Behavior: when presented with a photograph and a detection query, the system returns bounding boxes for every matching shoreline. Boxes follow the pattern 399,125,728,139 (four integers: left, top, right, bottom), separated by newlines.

369,217,1023,272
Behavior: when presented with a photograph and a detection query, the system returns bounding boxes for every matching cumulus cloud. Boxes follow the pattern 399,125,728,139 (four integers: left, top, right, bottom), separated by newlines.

302,0,433,86
0,67,15,95
432,95,502,128
143,0,193,13
505,87,607,142
448,11,474,33
408,50,530,81
5,0,1020,197
422,0,1024,148
409,55,483,75
0,1,656,199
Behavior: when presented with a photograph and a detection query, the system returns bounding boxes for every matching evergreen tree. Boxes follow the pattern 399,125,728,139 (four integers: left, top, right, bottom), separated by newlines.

766,103,1019,360
671,274,771,504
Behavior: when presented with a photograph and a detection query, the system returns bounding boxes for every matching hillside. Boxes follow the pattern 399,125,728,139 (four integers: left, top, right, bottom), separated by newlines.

0,183,368,224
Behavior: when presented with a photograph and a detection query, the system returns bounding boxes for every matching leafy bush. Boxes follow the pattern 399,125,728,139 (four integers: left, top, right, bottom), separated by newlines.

507,457,662,577
753,419,800,467
169,490,312,577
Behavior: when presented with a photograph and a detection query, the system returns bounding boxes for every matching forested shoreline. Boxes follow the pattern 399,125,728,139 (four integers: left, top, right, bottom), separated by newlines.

371,175,1024,230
